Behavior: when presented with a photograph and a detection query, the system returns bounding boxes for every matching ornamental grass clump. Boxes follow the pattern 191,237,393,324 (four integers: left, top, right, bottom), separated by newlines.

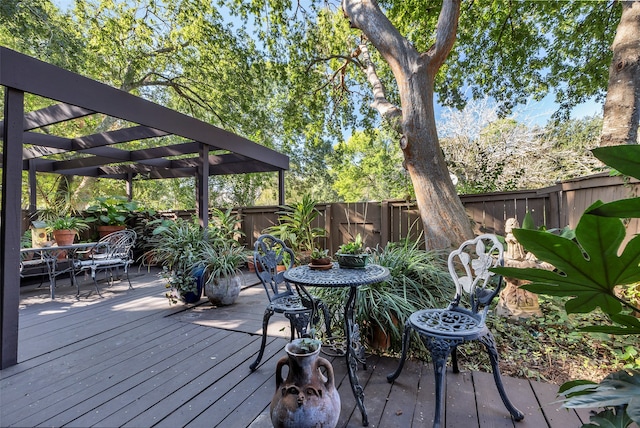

315,237,453,353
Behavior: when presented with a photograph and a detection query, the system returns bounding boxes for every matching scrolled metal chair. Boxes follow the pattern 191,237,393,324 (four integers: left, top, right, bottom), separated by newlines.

387,234,524,428
249,234,331,371
73,229,137,297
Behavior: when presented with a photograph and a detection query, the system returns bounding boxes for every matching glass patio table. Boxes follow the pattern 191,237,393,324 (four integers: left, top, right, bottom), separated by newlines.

283,262,390,426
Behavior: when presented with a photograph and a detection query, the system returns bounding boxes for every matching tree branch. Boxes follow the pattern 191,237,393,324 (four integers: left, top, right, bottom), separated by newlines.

342,0,420,73
359,42,402,131
424,0,462,71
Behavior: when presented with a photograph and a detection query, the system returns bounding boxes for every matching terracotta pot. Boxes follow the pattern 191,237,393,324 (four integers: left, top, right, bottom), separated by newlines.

52,229,76,259
52,229,76,246
97,224,126,238
270,340,340,428
310,257,331,266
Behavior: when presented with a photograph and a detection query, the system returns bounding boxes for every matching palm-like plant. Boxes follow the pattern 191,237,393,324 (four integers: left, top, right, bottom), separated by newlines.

265,194,327,261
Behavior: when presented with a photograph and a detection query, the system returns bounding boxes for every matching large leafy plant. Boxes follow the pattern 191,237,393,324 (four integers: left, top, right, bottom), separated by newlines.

493,145,640,428
264,193,326,257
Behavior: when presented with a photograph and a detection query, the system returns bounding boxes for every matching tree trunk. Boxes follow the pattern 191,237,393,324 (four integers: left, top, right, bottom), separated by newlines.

343,0,473,249
601,1,640,146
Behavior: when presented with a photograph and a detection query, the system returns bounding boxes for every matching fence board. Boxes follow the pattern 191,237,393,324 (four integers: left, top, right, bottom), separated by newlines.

21,174,639,252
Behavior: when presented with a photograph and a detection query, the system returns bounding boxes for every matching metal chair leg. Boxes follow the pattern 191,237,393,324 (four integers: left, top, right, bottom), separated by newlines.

387,320,413,382
250,307,274,371
451,345,460,373
424,336,456,428
480,333,525,421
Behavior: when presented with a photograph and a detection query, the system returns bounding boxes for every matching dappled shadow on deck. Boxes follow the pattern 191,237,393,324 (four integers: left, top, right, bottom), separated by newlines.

1,267,588,427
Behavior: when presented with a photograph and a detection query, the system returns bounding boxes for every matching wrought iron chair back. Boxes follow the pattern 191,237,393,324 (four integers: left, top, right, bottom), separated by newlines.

249,234,330,371
253,234,296,303
387,234,524,428
447,234,504,321
74,229,137,297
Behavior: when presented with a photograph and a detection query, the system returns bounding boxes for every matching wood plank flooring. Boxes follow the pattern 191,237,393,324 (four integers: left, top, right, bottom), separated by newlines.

1,268,589,427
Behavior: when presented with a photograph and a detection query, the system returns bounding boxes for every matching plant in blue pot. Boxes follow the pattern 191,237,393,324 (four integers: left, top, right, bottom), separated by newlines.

145,218,209,304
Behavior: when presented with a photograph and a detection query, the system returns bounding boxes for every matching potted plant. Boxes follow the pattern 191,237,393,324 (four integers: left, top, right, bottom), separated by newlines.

309,248,332,270
46,216,91,246
195,241,248,306
316,238,453,352
264,193,327,264
145,218,210,304
86,196,139,237
335,233,368,268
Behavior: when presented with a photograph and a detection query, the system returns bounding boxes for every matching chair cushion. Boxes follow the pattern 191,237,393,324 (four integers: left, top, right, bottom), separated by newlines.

76,258,125,267
409,309,487,339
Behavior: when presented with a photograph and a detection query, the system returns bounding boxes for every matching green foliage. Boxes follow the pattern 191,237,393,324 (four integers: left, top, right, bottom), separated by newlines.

492,144,640,426
495,215,640,332
194,242,248,285
316,238,452,353
288,338,322,354
329,129,412,202
264,193,327,256
311,248,329,259
86,196,139,226
336,233,365,255
45,216,91,233
559,369,640,427
208,208,245,246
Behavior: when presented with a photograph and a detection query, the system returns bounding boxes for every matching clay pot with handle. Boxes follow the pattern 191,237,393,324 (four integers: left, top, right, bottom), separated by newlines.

270,339,340,428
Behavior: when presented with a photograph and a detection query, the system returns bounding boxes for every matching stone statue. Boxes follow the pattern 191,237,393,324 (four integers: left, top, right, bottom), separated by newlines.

497,218,543,318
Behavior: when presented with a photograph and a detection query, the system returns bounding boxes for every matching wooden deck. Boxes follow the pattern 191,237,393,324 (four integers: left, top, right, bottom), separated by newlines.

1,268,590,428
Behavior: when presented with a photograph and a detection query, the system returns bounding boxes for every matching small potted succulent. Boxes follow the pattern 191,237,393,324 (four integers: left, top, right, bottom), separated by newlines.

310,248,332,269
335,233,368,268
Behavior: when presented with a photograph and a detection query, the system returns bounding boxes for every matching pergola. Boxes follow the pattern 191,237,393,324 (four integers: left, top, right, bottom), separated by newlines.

0,47,289,368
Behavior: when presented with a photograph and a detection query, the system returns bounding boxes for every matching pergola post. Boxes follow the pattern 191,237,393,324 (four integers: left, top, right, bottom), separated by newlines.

278,170,285,205
197,143,210,230
126,173,133,201
1,87,24,369
28,160,37,215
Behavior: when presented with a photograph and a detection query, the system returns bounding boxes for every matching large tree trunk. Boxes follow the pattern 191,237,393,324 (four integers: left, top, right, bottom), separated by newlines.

343,0,473,249
601,1,640,146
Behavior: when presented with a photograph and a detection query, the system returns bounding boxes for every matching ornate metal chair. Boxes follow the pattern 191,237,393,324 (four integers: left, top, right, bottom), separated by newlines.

73,229,137,297
249,234,331,371
387,234,524,428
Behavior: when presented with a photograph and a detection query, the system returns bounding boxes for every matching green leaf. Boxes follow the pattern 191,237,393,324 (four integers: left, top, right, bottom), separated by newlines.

560,369,640,426
580,314,640,335
588,198,640,219
582,408,633,428
522,211,536,230
492,213,640,316
592,146,640,181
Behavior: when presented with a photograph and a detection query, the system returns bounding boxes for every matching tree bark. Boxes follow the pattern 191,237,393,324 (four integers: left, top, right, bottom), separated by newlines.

343,0,473,249
601,1,640,146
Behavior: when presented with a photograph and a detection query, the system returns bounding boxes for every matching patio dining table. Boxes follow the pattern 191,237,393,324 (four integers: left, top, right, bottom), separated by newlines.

283,262,390,426
20,242,97,300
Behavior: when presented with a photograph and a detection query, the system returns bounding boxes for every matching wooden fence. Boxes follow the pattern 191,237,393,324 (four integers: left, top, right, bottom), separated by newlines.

236,172,640,252
21,173,639,252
